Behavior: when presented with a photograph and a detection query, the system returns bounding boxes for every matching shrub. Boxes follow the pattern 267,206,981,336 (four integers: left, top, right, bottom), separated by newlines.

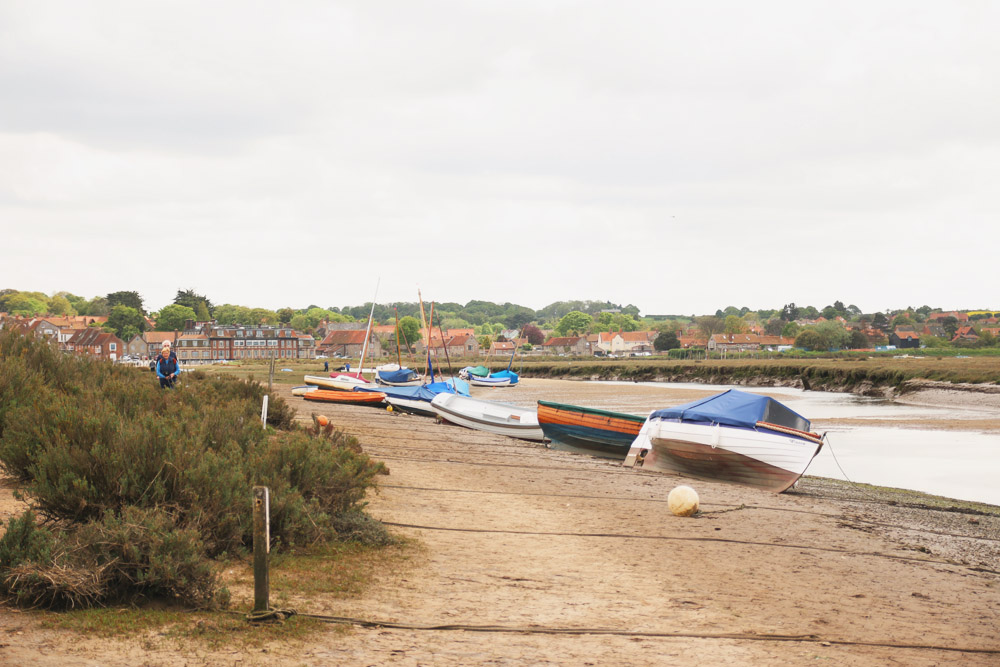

0,330,386,608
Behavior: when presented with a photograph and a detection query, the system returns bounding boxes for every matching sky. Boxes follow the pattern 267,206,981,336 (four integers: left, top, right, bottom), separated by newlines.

2,1,998,316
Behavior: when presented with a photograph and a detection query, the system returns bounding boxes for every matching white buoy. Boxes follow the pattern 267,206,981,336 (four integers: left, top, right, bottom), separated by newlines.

668,485,700,516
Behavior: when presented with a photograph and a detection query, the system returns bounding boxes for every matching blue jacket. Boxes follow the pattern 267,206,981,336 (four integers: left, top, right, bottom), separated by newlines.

156,356,179,379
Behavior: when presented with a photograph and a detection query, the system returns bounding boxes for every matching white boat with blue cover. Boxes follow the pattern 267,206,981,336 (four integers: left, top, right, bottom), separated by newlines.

625,389,824,493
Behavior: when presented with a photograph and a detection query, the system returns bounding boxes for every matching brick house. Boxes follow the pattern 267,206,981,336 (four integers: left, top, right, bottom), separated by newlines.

541,336,590,355
63,328,125,361
952,326,979,343
317,329,381,359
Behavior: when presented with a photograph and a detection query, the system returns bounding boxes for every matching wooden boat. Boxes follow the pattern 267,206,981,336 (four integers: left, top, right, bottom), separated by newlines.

430,393,545,441
537,400,645,459
303,389,386,405
625,389,824,493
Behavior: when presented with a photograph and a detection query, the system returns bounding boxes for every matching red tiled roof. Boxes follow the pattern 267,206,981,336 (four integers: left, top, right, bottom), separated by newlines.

543,337,583,346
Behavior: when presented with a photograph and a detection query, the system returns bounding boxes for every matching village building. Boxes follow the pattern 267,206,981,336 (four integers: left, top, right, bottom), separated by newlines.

952,325,980,344
126,331,180,359
540,336,590,355
707,333,761,353
889,329,921,349
62,328,125,362
317,329,381,360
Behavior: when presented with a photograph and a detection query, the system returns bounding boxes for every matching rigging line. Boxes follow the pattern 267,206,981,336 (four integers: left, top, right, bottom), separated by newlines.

374,484,1000,542
820,432,885,504
380,521,991,571
218,610,1000,655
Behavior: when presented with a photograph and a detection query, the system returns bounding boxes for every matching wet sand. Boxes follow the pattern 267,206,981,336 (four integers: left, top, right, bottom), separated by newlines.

1,378,998,665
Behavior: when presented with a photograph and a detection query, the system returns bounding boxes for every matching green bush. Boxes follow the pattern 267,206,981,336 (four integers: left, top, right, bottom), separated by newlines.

0,330,386,608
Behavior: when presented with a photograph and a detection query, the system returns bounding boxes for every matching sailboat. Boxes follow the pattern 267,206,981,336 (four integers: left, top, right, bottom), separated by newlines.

460,332,519,386
307,282,379,391
375,308,423,387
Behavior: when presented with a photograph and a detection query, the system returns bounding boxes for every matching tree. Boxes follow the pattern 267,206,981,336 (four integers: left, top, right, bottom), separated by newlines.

277,308,295,324
781,322,801,338
555,311,593,336
49,295,76,316
764,318,785,336
723,315,747,334
654,331,680,351
503,305,536,330
594,312,640,333
872,312,890,332
398,316,422,346
174,289,213,317
156,304,197,331
3,292,49,316
521,324,545,345
781,303,799,322
105,305,146,337
848,330,870,350
794,329,824,350
940,316,960,339
107,291,145,315
695,316,725,339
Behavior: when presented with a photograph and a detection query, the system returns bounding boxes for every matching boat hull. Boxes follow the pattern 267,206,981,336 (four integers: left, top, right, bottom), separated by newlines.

385,395,437,417
634,420,822,493
468,375,512,387
537,401,644,459
304,375,370,391
304,389,386,405
430,394,545,441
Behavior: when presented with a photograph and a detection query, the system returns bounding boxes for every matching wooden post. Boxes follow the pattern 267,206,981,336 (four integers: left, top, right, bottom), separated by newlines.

252,486,270,613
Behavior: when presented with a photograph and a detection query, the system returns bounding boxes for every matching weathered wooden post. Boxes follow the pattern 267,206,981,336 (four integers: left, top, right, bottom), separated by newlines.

252,486,270,614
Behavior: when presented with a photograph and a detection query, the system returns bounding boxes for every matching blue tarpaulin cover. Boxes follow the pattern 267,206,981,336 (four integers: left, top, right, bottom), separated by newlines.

377,368,419,383
650,389,811,432
356,378,470,400
488,370,519,384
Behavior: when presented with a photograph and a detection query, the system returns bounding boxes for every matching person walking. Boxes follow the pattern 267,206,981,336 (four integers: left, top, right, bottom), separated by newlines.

155,345,180,388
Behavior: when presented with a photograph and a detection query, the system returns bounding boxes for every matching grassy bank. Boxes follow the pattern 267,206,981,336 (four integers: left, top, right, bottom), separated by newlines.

208,355,1000,394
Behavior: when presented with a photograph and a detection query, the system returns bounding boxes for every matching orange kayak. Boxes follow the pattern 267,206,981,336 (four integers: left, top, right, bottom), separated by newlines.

303,390,386,405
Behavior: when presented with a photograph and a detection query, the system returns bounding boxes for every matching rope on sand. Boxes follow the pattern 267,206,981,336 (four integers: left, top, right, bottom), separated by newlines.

221,609,1000,655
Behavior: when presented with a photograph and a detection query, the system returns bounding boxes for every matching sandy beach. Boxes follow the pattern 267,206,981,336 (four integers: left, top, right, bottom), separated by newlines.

1,378,998,665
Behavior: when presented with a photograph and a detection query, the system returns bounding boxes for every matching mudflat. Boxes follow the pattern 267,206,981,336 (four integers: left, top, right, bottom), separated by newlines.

1,378,998,665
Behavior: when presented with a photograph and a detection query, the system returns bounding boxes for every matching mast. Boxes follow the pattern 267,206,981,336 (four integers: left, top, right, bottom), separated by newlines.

426,301,435,383
394,307,402,367
356,278,380,377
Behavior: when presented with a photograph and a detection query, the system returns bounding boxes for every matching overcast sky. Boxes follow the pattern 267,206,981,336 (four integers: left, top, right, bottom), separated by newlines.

2,1,998,316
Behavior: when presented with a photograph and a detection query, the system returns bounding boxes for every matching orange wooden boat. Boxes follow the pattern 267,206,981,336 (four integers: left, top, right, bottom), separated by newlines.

537,400,645,459
303,389,386,405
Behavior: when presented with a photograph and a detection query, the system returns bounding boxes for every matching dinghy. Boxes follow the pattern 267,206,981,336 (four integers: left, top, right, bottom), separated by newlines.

537,400,645,459
430,393,545,441
304,389,386,406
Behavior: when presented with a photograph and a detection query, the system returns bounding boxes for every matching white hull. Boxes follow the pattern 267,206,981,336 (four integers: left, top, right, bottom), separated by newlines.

303,375,369,391
626,418,823,492
385,395,436,417
430,393,545,441
468,375,512,387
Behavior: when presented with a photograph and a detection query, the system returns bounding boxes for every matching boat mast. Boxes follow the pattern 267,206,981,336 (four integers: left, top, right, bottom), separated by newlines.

356,278,380,377
394,307,403,367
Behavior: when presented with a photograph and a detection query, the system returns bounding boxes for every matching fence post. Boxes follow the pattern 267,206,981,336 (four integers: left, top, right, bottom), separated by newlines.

252,486,270,614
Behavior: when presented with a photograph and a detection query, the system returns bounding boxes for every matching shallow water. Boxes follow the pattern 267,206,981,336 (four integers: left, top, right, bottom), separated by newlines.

515,381,1000,506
